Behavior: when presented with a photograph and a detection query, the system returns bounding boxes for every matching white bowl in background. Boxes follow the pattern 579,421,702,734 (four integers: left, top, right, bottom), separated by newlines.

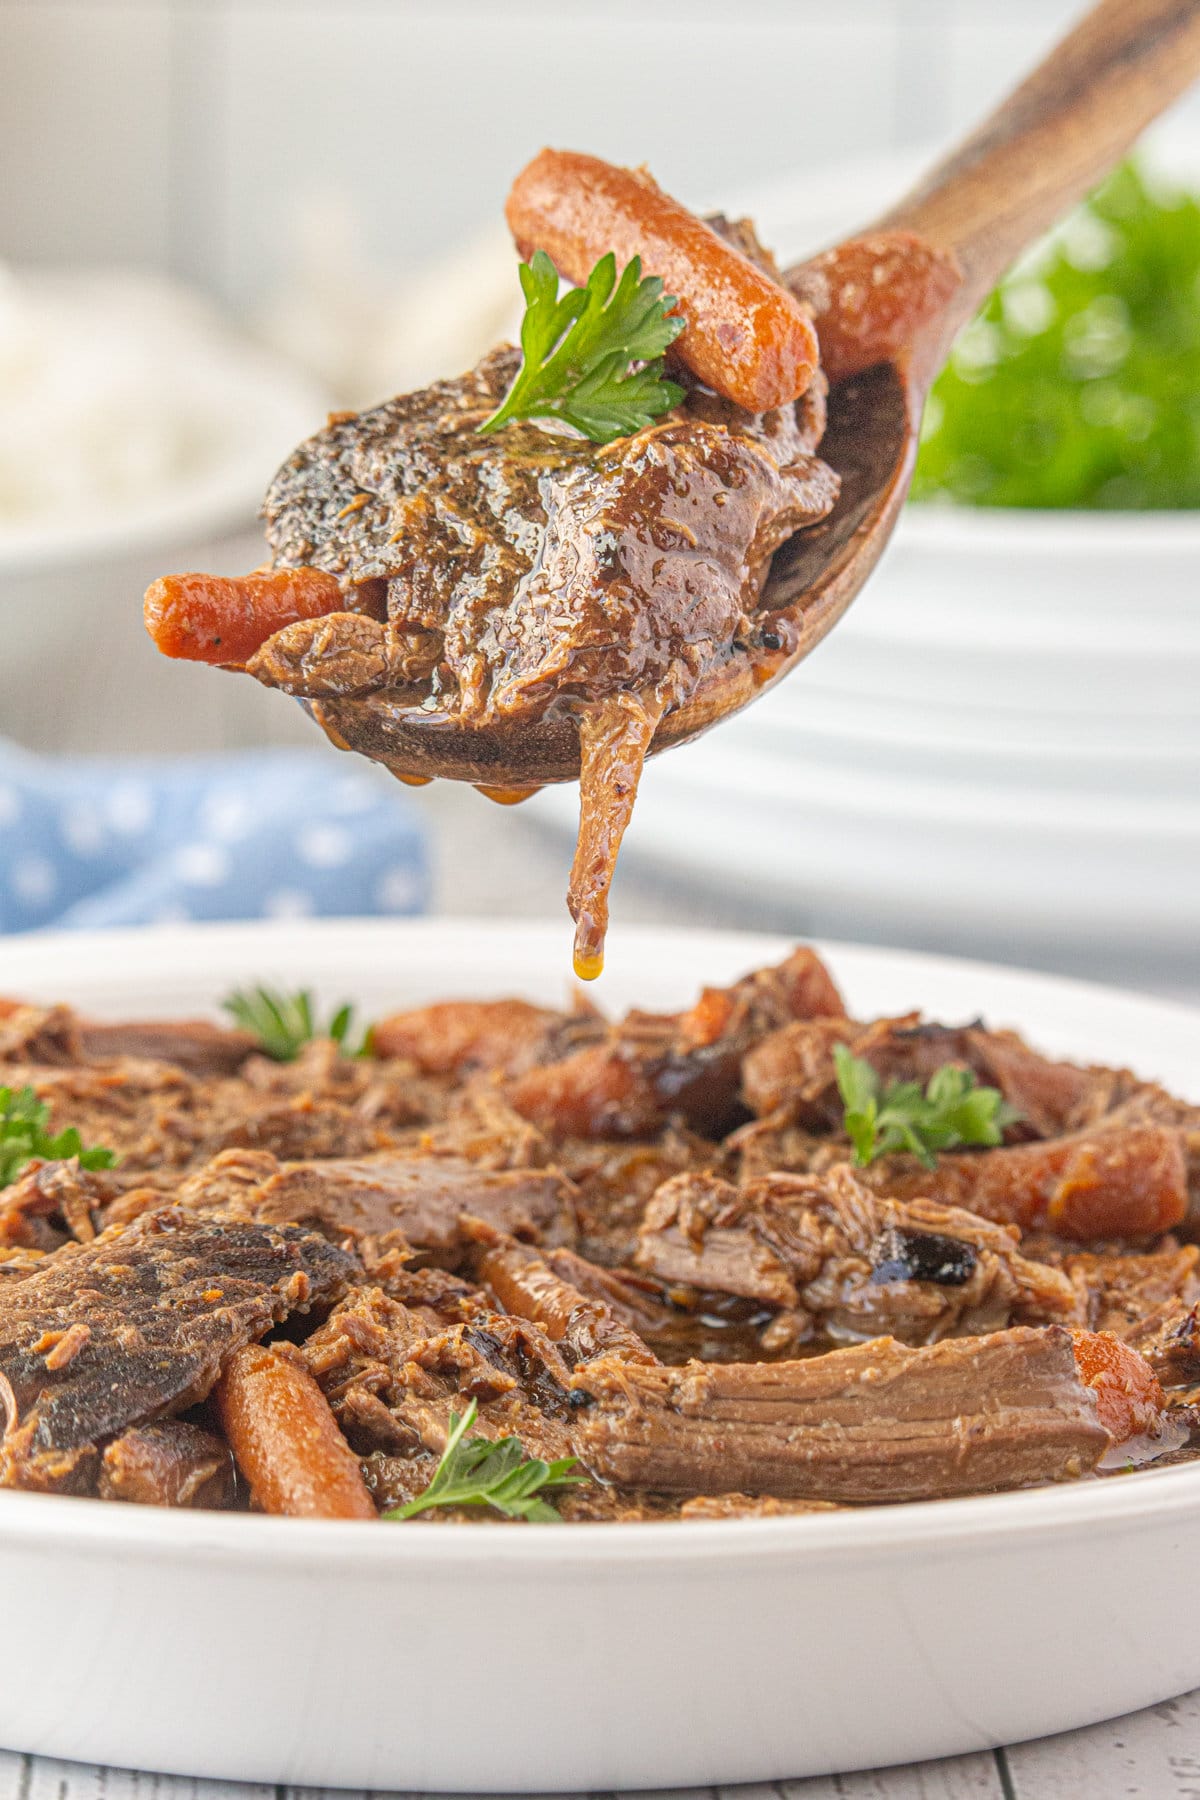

732,676,1200,758
0,916,1196,1789
733,125,1200,636
728,709,1199,799
791,579,1200,719
0,269,325,757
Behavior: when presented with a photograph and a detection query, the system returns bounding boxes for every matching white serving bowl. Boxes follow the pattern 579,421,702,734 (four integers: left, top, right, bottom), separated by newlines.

0,917,1196,1790
889,502,1200,631
785,567,1200,719
727,706,1199,800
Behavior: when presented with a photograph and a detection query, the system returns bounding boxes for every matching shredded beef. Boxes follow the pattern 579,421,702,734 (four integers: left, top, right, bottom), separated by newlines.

4,942,1195,1518
1063,1244,1200,1339
469,1228,659,1367
99,1420,236,1508
183,1148,574,1263
301,1282,576,1478
572,1326,1107,1503
634,1165,1079,1351
509,947,845,1142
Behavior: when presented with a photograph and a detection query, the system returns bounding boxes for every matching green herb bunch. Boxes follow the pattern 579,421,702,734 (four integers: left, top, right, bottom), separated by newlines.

834,1045,1020,1170
384,1399,583,1522
0,1085,117,1190
480,249,685,443
914,161,1200,509
223,986,372,1062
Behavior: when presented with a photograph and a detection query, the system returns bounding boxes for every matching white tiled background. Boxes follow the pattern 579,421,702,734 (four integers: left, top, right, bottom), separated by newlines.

8,0,1200,312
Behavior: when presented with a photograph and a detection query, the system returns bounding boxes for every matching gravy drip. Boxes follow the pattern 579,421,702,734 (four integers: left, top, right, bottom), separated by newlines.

569,692,666,979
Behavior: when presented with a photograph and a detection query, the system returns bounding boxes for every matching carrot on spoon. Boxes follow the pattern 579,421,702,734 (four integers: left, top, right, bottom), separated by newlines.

505,148,820,414
144,568,346,667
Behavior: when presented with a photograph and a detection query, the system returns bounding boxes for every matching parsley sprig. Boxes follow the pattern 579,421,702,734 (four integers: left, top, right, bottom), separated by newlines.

384,1399,583,1522
479,249,686,444
0,1085,117,1189
223,986,371,1062
833,1044,1021,1170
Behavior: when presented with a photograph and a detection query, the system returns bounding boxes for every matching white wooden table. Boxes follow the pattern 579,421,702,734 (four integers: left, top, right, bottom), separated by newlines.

6,1685,1200,1800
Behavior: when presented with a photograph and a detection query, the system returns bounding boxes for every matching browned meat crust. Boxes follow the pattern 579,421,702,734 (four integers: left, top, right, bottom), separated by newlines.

509,946,845,1142
571,1327,1108,1503
258,349,837,729
0,1208,355,1492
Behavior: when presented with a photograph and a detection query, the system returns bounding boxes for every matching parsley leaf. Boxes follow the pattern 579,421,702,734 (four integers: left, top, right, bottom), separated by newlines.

0,1085,117,1190
833,1043,1021,1170
383,1399,584,1522
223,986,372,1062
479,249,686,444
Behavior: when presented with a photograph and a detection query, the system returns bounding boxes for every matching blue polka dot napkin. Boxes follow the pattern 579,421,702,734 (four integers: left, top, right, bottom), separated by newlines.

0,742,427,932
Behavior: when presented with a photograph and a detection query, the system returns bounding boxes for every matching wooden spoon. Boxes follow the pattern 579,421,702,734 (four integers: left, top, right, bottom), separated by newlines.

306,0,1200,791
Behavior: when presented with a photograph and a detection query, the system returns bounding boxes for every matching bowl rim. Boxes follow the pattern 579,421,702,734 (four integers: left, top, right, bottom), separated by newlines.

0,1448,1197,1568
896,501,1200,553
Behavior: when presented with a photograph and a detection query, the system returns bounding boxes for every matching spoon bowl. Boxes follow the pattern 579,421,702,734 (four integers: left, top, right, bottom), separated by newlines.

303,362,917,787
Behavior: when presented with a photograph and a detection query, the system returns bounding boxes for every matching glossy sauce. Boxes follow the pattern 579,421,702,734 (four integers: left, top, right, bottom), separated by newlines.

568,693,666,979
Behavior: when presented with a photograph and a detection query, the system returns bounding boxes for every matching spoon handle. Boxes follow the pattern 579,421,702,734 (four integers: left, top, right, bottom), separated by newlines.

877,0,1200,345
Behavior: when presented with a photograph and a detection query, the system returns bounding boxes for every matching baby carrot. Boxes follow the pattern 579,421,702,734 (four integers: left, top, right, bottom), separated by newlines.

215,1343,376,1520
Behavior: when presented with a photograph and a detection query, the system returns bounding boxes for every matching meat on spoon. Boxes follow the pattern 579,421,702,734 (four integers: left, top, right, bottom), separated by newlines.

145,165,840,980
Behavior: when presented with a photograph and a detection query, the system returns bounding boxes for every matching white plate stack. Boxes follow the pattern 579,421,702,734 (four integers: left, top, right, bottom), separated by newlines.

532,141,1200,988
569,506,1200,962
